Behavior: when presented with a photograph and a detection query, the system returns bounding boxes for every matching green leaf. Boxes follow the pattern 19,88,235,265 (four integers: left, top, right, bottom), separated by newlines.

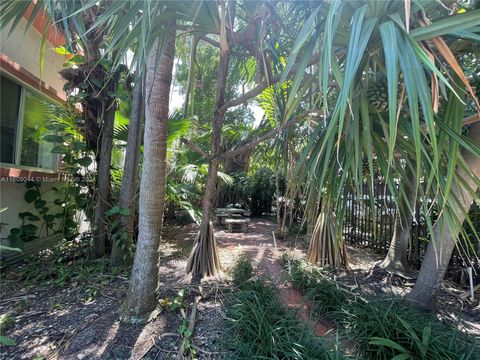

43,214,55,223
20,224,37,235
42,135,65,143
421,326,431,352
411,9,480,41
51,145,68,154
69,55,85,65
76,157,93,167
34,199,47,210
280,6,320,84
369,337,409,353
391,355,411,360
0,335,16,346
24,190,39,203
379,21,399,171
19,212,40,222
72,141,87,151
54,46,72,55
25,182,35,189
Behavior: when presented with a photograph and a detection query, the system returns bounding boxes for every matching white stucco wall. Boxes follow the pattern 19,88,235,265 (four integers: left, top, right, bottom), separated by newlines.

1,18,66,94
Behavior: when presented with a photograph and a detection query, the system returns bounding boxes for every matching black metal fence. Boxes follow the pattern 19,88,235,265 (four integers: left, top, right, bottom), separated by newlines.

343,182,480,283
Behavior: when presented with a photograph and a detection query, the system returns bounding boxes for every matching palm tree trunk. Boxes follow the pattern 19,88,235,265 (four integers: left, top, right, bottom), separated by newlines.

186,158,222,277
407,123,480,308
92,102,115,258
380,164,416,276
110,74,144,268
121,24,176,322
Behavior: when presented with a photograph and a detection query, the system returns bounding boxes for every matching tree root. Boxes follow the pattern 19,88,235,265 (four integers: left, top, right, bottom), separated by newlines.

366,265,416,287
186,222,221,278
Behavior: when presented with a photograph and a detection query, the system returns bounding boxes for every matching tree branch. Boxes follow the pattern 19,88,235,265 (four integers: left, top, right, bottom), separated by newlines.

212,110,318,161
180,138,211,160
220,53,320,112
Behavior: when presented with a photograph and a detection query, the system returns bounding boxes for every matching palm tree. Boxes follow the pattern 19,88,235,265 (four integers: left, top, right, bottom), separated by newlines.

184,1,326,278
379,162,417,277
121,20,176,321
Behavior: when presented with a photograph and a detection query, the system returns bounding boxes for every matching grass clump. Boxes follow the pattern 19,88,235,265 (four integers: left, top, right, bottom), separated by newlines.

230,254,254,287
226,256,339,359
343,299,478,359
226,279,334,359
280,254,347,316
279,254,478,360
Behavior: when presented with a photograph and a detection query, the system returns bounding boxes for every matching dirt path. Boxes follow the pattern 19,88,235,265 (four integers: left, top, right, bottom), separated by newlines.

215,218,334,337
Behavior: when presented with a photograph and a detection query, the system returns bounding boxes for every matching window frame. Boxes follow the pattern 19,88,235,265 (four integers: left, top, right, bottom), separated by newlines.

1,71,61,174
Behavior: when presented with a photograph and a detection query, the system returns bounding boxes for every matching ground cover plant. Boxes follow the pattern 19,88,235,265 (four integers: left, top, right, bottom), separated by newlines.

225,257,339,360
280,254,479,360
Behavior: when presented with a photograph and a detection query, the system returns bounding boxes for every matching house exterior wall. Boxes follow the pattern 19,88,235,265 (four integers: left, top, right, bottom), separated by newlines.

0,16,68,240
1,18,66,94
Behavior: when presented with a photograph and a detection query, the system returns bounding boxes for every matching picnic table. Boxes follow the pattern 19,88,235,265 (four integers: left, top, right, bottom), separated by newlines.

214,208,248,225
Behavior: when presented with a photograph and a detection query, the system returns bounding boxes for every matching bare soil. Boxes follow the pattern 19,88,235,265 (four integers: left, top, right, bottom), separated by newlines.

1,218,478,359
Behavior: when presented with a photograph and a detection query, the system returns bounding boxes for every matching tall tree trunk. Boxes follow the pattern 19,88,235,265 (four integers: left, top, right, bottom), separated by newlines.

380,164,416,277
186,1,233,279
110,74,144,268
92,102,115,258
121,24,176,322
280,144,289,234
407,123,480,308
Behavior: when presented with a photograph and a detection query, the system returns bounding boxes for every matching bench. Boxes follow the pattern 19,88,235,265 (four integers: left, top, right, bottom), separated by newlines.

224,218,250,233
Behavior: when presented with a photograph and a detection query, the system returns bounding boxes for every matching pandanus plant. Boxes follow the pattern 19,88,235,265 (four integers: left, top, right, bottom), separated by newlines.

286,0,480,307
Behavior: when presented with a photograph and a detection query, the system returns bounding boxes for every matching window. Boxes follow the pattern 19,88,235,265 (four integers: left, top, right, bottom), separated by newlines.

1,74,63,171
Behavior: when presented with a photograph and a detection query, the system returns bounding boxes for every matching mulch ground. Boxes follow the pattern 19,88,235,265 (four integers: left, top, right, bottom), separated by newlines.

1,218,478,359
